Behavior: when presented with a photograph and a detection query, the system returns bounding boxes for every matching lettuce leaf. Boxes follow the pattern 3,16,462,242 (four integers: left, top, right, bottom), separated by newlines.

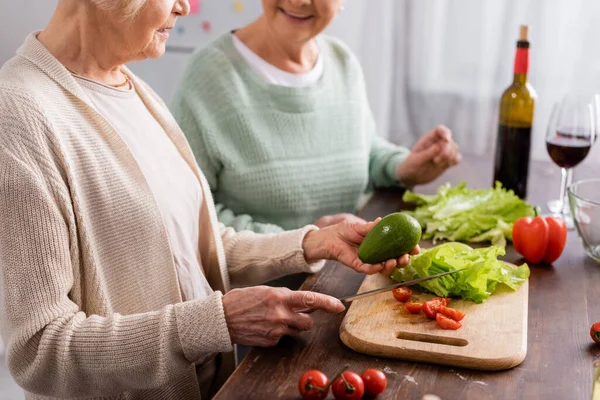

402,182,538,246
390,242,529,303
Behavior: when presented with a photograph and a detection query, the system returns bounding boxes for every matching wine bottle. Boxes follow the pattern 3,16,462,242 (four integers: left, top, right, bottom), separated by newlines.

493,25,537,199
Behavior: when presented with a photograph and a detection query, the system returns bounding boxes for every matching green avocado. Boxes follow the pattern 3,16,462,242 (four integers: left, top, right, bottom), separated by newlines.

358,212,422,264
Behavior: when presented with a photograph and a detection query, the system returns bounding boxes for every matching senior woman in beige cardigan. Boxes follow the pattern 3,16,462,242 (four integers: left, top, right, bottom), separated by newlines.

0,1,419,399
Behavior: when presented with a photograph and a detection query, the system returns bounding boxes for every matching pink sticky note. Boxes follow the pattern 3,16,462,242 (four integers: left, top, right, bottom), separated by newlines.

190,0,200,15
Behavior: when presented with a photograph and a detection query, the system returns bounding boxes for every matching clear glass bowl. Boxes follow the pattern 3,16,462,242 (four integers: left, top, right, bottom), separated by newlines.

568,178,600,262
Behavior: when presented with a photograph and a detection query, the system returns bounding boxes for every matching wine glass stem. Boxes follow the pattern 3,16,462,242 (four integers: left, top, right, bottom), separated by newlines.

564,168,573,213
558,168,571,214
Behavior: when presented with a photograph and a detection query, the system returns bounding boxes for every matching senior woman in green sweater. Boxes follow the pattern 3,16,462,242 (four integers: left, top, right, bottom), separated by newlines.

171,0,461,234
0,1,418,399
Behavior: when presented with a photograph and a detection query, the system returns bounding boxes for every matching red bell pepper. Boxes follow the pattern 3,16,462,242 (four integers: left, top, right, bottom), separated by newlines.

512,216,567,264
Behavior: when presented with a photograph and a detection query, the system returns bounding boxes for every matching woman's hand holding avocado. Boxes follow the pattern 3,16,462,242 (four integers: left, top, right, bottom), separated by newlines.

303,219,420,276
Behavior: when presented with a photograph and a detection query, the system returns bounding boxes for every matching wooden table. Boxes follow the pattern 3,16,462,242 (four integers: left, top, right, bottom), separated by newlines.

214,155,599,400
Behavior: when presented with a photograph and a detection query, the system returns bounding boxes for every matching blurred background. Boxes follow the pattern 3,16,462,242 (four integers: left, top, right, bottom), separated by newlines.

2,0,600,165
1,0,599,397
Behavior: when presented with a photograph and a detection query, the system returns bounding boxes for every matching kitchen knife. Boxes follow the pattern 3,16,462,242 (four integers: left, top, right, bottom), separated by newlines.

297,268,466,313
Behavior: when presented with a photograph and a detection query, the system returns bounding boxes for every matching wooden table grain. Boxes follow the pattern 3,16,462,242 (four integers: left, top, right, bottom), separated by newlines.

214,155,599,400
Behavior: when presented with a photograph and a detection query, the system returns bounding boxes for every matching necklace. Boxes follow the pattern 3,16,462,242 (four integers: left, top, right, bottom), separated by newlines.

65,67,131,89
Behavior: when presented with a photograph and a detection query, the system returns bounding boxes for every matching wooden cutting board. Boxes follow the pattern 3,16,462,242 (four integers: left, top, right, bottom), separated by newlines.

339,271,528,371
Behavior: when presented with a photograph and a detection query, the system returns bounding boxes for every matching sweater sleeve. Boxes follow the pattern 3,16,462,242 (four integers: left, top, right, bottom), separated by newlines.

0,104,232,397
220,224,326,287
171,90,284,234
333,37,410,188
367,103,411,189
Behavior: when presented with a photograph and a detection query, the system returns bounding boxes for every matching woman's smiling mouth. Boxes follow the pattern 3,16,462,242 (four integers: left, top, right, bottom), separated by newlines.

279,8,314,22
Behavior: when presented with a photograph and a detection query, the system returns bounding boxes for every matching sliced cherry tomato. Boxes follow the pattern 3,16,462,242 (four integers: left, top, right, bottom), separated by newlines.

332,370,364,400
405,301,424,314
436,313,462,330
591,322,600,344
439,305,465,322
512,216,550,264
543,217,567,264
423,298,445,319
440,297,451,306
392,286,413,302
298,370,329,400
361,369,387,397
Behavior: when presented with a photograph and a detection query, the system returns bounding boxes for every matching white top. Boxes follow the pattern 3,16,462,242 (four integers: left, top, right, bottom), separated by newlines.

75,76,213,302
232,33,324,87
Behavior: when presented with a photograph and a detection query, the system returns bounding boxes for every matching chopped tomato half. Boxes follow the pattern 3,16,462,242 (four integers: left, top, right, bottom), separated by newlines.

436,313,462,330
439,306,465,322
392,287,413,303
422,298,445,319
432,297,451,306
405,301,423,314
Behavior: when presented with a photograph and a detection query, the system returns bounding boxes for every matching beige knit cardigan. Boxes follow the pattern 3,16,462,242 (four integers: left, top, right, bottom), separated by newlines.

0,33,323,399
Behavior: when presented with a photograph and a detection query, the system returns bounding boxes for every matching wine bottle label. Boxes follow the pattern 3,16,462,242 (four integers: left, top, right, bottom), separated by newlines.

514,48,529,75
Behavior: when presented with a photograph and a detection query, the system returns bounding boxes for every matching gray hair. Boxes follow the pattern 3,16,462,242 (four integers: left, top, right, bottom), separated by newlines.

90,0,146,19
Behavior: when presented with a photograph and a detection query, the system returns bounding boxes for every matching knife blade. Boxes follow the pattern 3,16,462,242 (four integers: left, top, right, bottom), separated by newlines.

297,268,466,313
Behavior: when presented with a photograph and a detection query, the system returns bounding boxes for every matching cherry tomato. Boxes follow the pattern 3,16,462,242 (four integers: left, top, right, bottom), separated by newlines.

440,297,451,306
436,313,462,330
298,370,329,400
405,301,424,314
439,305,465,322
543,217,567,264
392,286,413,302
591,322,600,344
332,370,364,400
512,216,550,264
423,298,445,319
361,368,387,397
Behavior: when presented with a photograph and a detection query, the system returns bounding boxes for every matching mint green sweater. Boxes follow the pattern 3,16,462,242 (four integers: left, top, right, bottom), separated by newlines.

171,34,409,233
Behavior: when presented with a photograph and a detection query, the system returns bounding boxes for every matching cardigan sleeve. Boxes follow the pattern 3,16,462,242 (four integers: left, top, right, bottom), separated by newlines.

219,224,326,287
0,95,232,398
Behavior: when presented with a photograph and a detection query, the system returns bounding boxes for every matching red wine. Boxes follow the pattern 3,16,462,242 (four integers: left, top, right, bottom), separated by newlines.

546,134,591,168
493,124,532,198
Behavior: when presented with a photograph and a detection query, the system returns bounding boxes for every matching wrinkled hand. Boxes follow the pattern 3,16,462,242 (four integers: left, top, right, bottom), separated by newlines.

222,286,345,347
397,125,461,186
314,213,367,228
303,219,420,275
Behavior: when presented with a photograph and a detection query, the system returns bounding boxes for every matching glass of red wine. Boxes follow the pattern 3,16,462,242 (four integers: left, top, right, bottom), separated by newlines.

546,93,598,228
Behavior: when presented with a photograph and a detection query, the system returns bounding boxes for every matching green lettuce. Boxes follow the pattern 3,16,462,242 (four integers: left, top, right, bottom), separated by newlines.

402,182,537,247
390,242,529,303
